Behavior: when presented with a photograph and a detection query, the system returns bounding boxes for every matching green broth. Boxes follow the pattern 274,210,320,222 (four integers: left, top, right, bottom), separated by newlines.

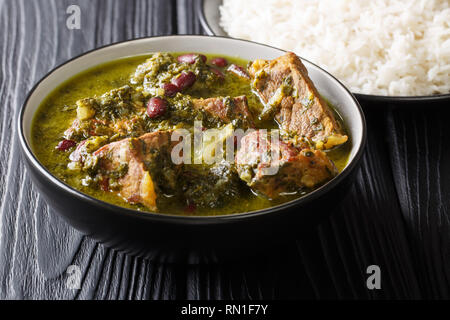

32,53,350,216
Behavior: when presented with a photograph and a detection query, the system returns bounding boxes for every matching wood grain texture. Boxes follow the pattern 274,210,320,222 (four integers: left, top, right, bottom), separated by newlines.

0,0,446,300
386,107,450,298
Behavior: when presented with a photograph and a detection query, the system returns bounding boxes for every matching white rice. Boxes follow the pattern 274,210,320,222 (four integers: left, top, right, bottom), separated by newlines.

219,0,450,96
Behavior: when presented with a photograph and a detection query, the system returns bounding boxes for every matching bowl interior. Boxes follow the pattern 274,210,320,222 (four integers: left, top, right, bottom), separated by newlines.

20,35,365,215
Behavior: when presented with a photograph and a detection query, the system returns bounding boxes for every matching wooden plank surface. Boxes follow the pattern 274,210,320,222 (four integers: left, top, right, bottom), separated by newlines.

386,107,450,298
0,0,447,299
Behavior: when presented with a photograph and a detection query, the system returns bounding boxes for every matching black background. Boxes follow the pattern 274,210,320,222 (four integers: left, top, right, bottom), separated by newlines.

0,0,449,299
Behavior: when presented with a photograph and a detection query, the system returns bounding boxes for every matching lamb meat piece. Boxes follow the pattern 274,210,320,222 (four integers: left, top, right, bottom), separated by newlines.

192,96,255,128
64,116,147,141
93,131,175,211
69,136,109,166
248,52,348,149
64,85,147,140
235,130,337,199
64,118,113,140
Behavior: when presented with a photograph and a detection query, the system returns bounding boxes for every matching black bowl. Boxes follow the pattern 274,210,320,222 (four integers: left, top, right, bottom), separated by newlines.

355,92,450,109
18,36,366,262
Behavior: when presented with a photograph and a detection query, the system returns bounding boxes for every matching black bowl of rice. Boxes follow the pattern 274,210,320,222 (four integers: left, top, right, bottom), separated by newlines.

198,0,450,107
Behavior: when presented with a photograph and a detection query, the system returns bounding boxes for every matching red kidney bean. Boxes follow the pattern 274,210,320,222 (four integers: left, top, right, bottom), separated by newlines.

177,53,207,64
211,57,228,67
99,177,109,192
210,67,225,80
147,97,167,118
56,139,76,151
171,71,196,90
227,64,250,79
162,83,179,97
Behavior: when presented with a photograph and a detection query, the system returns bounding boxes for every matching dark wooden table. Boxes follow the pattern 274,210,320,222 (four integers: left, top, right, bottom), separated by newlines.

0,0,449,300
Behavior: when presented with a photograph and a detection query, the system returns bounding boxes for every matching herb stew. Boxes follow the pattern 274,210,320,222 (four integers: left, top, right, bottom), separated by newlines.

32,52,350,216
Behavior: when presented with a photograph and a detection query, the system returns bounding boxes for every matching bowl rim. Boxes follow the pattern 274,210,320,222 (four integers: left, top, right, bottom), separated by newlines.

197,0,450,103
18,34,367,223
197,0,224,37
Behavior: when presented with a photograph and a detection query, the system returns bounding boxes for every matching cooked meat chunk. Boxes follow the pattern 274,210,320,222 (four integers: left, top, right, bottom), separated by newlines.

68,136,109,171
75,85,145,121
193,96,255,128
64,85,147,140
64,117,147,140
235,130,337,199
248,52,347,149
92,131,175,211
